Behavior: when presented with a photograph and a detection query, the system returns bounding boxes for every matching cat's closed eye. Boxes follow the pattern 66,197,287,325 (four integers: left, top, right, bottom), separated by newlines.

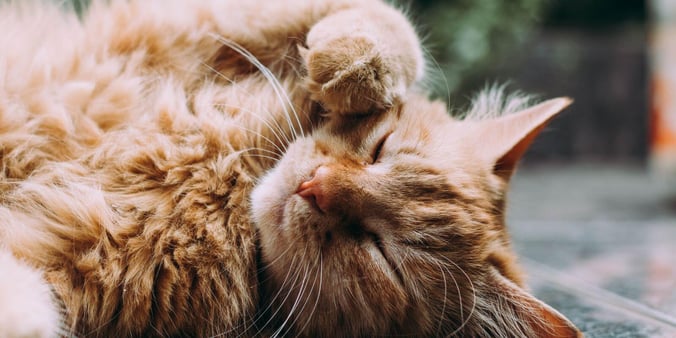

370,131,391,164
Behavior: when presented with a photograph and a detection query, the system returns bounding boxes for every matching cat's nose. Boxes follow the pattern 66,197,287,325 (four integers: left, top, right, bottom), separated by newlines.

296,166,331,213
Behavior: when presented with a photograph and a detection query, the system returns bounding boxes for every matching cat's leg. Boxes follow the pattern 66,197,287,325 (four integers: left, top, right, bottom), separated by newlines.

303,1,424,114
0,250,61,338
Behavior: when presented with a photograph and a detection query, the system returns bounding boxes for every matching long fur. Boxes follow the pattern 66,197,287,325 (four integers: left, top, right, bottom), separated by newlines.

0,0,422,336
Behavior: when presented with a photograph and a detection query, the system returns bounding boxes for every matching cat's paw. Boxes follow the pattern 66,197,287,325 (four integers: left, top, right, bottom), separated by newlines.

0,251,60,338
302,35,406,115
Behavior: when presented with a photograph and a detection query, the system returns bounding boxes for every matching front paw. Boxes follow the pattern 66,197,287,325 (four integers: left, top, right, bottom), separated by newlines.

303,35,405,115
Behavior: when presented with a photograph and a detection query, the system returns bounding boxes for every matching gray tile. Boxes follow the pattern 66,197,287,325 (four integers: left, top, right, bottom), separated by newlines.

505,164,676,336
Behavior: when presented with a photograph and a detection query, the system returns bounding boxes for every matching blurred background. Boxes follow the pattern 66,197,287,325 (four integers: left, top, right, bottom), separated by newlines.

407,0,648,164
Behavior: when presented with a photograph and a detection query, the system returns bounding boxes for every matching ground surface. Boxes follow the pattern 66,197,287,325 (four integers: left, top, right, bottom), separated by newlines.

508,164,676,337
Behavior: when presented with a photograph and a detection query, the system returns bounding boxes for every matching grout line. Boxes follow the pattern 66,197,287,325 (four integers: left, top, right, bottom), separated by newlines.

523,258,676,330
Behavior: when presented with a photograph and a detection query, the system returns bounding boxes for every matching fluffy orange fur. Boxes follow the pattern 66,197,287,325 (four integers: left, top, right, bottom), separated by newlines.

0,0,580,337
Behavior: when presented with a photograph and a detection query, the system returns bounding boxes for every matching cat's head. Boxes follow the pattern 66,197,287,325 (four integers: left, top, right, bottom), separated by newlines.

251,91,580,337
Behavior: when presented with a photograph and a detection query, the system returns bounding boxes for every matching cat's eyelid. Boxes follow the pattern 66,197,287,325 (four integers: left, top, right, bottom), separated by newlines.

371,131,392,164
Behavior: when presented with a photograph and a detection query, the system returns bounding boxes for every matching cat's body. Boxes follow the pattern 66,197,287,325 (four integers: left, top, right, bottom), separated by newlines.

0,0,580,337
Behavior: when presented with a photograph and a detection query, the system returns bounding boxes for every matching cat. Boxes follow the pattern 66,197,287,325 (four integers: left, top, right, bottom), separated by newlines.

0,0,582,337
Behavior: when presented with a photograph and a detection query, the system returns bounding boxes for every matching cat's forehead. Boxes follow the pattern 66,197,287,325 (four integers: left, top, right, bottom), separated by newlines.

393,104,468,152
360,103,451,140
318,100,478,167
391,110,496,186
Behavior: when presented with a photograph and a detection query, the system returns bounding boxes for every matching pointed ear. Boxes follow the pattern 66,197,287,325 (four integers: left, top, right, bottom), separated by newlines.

490,267,582,338
477,97,572,180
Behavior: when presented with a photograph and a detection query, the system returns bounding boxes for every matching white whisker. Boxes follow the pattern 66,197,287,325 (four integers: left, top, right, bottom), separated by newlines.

421,45,451,107
280,53,307,81
209,34,305,140
440,256,477,337
273,246,311,337
227,123,286,158
295,251,322,337
433,259,449,336
248,245,307,337
234,147,282,160
200,63,294,148
201,58,298,158
288,249,322,337
214,103,292,152
227,243,302,338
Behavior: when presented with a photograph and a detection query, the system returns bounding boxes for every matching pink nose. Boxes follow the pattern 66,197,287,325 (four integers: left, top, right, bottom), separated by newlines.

296,166,331,213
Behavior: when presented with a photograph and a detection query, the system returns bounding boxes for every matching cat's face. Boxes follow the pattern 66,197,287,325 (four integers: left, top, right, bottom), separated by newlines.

251,94,579,337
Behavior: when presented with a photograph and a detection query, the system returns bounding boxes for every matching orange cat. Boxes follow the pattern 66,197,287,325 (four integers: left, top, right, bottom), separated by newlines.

0,0,580,337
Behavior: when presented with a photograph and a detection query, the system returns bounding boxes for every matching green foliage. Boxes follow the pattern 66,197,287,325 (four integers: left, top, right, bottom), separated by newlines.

409,0,548,101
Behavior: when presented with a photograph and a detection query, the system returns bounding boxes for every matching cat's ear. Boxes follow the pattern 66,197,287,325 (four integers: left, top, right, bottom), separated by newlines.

489,267,582,338
477,97,572,180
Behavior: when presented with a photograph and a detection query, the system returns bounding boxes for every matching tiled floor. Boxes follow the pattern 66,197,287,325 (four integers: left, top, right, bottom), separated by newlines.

507,164,676,337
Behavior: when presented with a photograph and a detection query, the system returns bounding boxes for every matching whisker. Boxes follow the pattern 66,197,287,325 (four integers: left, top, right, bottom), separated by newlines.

288,249,322,337
198,80,293,160
238,154,280,163
234,146,282,160
223,242,302,338
209,34,305,139
248,246,308,337
225,123,286,158
201,63,293,148
421,45,451,107
433,259,449,336
214,103,292,151
440,256,477,337
440,260,464,337
256,263,300,336
295,250,322,337
272,246,312,337
281,53,308,83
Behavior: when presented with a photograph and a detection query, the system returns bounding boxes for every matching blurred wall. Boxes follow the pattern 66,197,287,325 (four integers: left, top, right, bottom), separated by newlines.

409,0,648,165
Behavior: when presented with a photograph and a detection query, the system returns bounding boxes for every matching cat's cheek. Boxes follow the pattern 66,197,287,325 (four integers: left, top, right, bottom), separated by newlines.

251,176,313,251
250,182,283,230
250,165,299,227
252,172,304,229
